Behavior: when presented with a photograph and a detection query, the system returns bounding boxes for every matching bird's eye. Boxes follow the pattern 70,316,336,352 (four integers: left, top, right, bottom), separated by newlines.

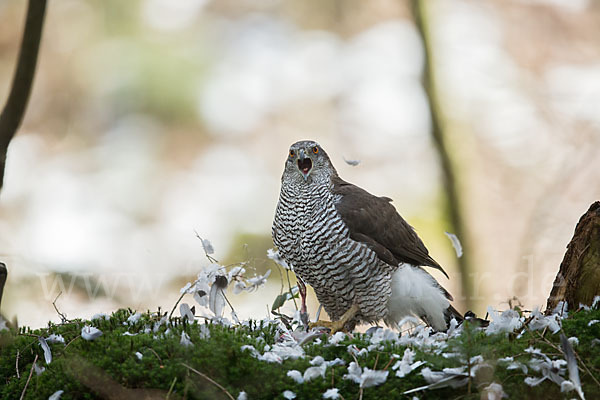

312,146,319,154
289,150,295,157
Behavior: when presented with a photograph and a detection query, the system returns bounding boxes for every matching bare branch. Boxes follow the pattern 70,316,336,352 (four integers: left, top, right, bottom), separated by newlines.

19,354,38,400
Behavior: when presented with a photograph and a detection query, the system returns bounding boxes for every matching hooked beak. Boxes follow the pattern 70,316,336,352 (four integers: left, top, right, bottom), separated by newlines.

297,149,312,181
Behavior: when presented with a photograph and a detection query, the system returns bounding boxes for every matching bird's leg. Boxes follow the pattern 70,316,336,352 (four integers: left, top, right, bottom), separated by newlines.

297,277,309,330
309,304,360,334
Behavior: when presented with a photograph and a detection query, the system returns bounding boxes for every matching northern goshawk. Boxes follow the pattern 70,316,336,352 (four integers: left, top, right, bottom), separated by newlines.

272,140,462,332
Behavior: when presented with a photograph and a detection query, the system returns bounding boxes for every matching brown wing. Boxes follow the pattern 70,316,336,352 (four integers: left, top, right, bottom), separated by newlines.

332,176,449,278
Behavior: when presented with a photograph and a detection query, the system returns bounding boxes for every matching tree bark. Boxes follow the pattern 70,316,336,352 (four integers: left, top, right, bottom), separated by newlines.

546,201,600,312
0,0,47,192
410,0,473,307
0,263,6,310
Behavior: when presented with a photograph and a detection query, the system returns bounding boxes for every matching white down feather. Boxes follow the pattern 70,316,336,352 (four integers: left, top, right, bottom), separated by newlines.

386,263,450,331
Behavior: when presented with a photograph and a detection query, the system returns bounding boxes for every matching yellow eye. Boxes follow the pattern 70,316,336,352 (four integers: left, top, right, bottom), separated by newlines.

312,146,319,154
289,150,295,157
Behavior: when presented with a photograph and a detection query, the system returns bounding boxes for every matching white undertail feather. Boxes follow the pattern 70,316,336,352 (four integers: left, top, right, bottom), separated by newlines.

386,263,450,331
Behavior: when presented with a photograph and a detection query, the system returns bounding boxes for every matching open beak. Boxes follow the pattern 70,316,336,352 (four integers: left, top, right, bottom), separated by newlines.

297,149,312,181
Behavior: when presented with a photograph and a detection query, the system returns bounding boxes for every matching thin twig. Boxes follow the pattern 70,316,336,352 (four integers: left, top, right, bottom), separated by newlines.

221,289,237,316
181,363,234,400
373,352,380,370
52,291,68,323
62,335,80,352
19,354,38,400
285,270,298,310
276,263,285,296
382,355,397,372
145,347,163,365
575,351,600,389
194,232,219,264
166,377,177,400
169,291,186,321
15,349,20,378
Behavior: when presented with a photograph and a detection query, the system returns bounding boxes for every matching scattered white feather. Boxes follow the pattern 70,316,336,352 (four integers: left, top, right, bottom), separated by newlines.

199,324,211,339
328,332,346,345
588,319,599,327
228,266,246,282
246,270,271,292
237,391,247,400
201,238,214,255
304,365,327,382
552,301,569,318
267,248,291,270
342,362,388,388
343,157,361,166
560,333,585,400
482,382,507,400
524,376,547,387
528,308,561,333
91,313,110,321
242,341,304,364
393,348,426,378
486,307,523,336
127,312,142,324
81,325,103,341
327,358,346,367
343,362,363,384
311,356,325,366
498,357,528,374
122,331,137,336
48,390,64,400
209,284,226,317
525,352,567,388
419,367,469,389
233,280,247,294
34,362,45,376
193,288,209,308
561,380,576,392
323,388,340,399
444,232,463,258
46,334,65,344
359,368,389,388
180,282,194,294
180,331,193,347
180,303,195,322
135,352,143,360
568,337,579,346
283,390,296,399
287,370,304,384
368,327,399,350
39,337,52,364
261,352,282,363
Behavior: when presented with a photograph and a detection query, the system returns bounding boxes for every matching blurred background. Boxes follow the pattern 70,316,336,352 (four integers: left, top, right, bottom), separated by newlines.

0,0,599,328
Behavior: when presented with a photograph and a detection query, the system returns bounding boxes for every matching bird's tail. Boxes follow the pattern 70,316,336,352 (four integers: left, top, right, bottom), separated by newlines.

444,304,464,327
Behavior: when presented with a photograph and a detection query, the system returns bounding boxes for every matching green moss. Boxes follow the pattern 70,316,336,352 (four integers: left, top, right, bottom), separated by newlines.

1,308,599,399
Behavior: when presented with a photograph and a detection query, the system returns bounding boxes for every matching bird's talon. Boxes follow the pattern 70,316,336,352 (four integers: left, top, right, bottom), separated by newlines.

309,320,341,334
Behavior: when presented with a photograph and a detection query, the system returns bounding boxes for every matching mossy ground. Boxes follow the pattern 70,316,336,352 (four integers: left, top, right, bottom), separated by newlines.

1,308,599,399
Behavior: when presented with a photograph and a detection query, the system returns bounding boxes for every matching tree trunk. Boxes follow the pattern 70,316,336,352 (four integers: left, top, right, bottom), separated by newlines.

546,201,600,312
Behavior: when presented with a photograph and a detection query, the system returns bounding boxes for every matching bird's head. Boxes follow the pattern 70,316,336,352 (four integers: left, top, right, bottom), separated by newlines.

283,140,336,184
